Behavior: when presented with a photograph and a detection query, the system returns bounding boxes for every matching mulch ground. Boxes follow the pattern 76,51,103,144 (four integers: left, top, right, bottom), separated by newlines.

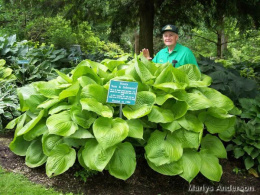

0,132,259,195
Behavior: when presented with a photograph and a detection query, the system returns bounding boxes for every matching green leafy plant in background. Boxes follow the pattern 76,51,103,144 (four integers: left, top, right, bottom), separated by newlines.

0,34,29,63
0,59,20,132
198,57,259,104
6,56,237,182
227,96,260,175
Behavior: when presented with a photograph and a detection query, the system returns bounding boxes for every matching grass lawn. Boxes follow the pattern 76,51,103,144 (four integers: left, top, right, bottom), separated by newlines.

0,165,72,195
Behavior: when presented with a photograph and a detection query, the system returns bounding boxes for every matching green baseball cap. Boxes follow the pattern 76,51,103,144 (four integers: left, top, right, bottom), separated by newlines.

161,24,179,34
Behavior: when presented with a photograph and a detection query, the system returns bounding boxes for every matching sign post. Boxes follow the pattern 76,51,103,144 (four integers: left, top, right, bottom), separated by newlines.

107,80,138,118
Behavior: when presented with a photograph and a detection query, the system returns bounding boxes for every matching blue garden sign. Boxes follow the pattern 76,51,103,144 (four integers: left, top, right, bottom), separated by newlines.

107,80,138,105
17,60,29,64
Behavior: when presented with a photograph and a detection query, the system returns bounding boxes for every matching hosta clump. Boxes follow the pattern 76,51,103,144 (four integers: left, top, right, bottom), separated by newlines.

0,59,20,132
227,97,260,174
6,55,237,182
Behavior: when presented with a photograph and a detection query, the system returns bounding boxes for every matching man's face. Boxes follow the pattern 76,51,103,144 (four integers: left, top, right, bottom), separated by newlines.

163,31,179,47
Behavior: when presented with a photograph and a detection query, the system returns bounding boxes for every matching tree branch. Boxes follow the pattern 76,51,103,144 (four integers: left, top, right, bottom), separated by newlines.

192,34,217,44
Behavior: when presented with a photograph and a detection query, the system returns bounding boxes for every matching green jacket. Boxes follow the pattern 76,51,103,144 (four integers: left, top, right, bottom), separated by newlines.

152,43,199,69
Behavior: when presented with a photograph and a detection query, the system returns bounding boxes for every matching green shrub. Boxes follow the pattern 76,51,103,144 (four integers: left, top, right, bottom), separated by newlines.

227,97,260,174
198,57,259,104
6,56,237,182
0,59,20,132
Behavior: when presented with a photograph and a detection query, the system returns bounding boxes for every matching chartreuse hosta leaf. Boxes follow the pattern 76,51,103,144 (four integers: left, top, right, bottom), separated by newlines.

196,87,234,111
78,76,97,87
199,150,223,182
42,134,64,156
162,99,188,120
71,62,101,84
145,130,183,166
107,142,136,180
189,74,212,88
173,129,200,149
9,135,31,156
82,139,116,171
33,81,63,98
148,106,175,123
16,109,45,136
59,81,80,100
102,59,125,72
48,102,72,115
145,155,183,176
93,117,129,149
80,98,113,118
180,149,201,182
23,119,48,141
177,64,201,81
123,91,156,119
177,112,204,132
199,111,236,134
154,64,174,85
46,110,78,136
70,106,96,129
126,119,143,139
134,57,155,84
25,138,47,168
17,85,47,112
81,84,107,103
201,134,227,158
46,143,76,177
54,69,72,83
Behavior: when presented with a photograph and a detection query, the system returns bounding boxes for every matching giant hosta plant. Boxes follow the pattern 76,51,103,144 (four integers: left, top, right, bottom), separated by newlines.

6,56,237,182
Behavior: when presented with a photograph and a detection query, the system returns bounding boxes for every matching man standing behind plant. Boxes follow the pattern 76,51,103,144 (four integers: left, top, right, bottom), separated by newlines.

142,24,199,69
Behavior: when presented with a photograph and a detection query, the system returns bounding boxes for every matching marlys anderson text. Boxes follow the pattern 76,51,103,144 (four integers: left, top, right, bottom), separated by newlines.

188,184,255,193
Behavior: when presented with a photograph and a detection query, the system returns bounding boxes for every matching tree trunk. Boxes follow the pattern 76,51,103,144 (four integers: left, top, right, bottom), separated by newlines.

138,0,154,56
134,30,140,54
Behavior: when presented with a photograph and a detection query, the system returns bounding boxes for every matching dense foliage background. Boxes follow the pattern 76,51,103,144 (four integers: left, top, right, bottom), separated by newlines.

0,0,260,181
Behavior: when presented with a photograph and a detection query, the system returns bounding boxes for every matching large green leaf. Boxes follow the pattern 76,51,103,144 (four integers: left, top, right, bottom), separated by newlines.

48,102,72,115
23,119,48,141
82,139,116,171
59,81,80,100
173,129,200,149
199,112,236,134
34,81,62,98
180,149,201,182
154,64,174,85
42,134,64,156
197,87,234,111
46,143,76,177
134,57,155,83
177,64,201,81
200,151,223,182
102,59,125,71
17,85,47,112
107,142,136,180
145,130,183,166
162,99,188,120
81,84,107,104
71,62,101,84
148,106,175,123
25,138,47,168
126,119,143,139
46,111,78,136
80,98,113,118
93,117,129,149
16,109,45,136
146,155,183,176
123,91,156,119
177,112,203,132
70,106,96,129
9,135,31,156
201,134,227,158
